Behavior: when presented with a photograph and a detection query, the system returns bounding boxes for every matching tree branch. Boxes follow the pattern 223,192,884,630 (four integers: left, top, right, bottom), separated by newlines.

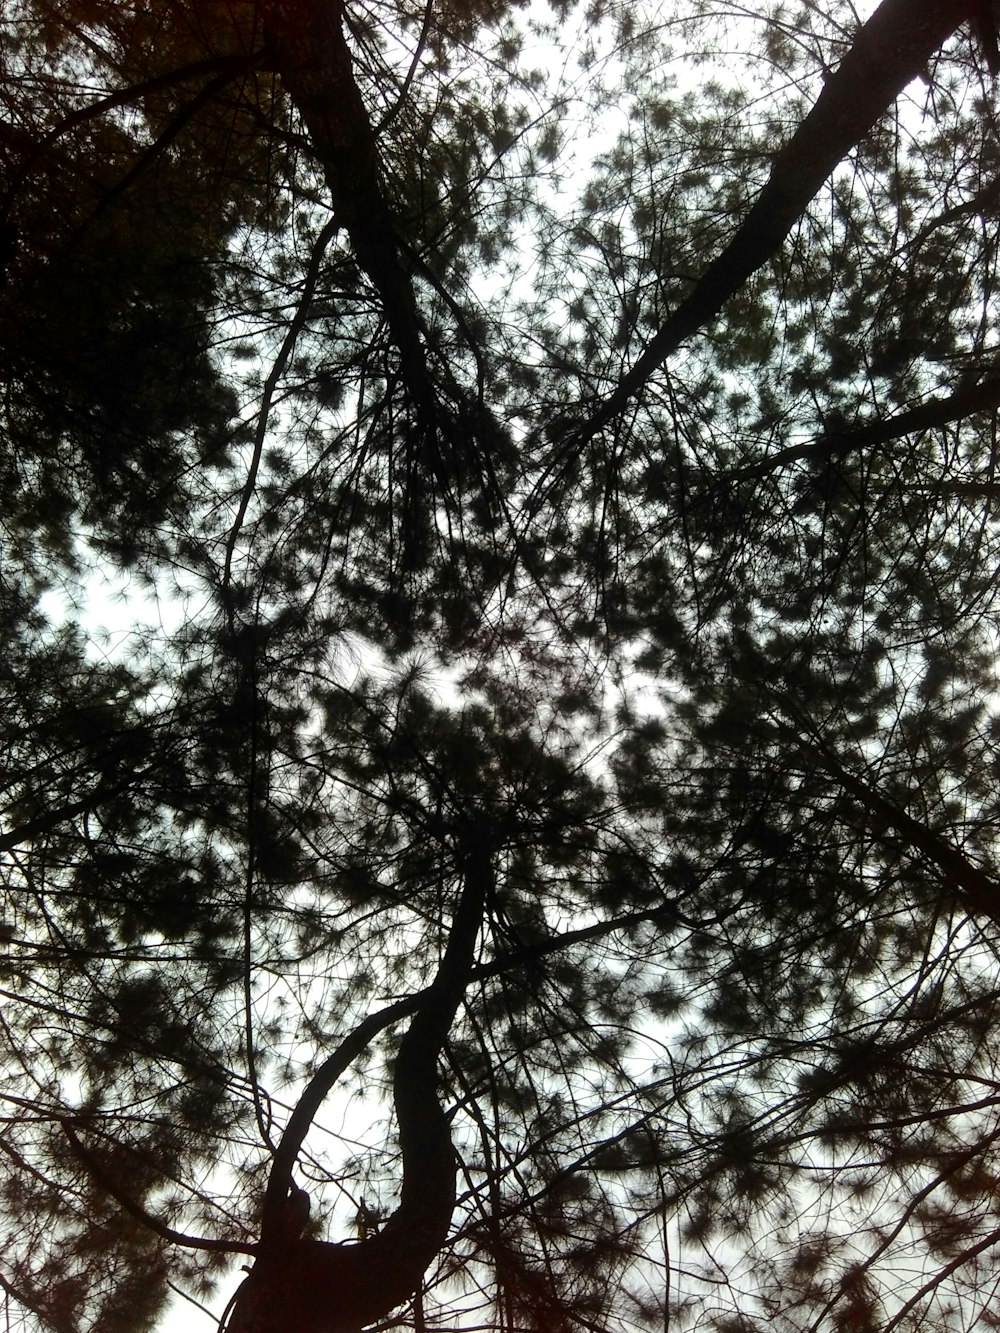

709,374,1000,487
1,52,261,215
257,891,678,1228
61,1121,253,1256
824,755,1000,927
257,0,434,423
575,0,973,445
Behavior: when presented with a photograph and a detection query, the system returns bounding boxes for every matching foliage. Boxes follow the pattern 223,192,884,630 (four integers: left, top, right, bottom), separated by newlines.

4,1,1000,1331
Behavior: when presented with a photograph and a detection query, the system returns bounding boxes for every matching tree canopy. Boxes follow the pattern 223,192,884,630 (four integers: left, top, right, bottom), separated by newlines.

5,1,1000,1330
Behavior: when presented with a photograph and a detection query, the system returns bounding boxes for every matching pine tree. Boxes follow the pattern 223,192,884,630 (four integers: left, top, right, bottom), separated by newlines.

4,2,1000,1331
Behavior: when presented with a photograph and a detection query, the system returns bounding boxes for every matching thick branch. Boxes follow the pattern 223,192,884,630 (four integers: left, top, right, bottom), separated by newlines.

260,832,492,1238
227,831,494,1333
257,0,433,420
0,790,112,855
836,768,999,925
813,748,1000,929
0,1266,54,1332
259,891,675,1230
577,0,973,444
1,53,260,215
714,374,1000,487
0,764,158,855
766,694,1000,927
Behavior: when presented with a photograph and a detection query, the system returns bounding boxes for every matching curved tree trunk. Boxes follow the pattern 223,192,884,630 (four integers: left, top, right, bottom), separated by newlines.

225,834,493,1333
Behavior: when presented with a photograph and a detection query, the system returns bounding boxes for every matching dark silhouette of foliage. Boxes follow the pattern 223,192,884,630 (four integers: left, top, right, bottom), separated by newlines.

4,2,1000,1332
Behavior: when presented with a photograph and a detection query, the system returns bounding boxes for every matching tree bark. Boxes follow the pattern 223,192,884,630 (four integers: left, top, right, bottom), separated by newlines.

577,0,975,444
709,375,1000,488
224,834,493,1333
257,0,434,423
